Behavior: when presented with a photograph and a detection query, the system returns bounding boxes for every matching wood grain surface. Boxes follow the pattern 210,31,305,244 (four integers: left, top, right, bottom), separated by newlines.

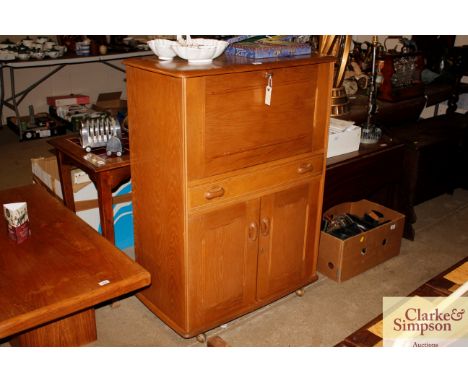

0,184,150,341
124,54,335,79
125,54,333,338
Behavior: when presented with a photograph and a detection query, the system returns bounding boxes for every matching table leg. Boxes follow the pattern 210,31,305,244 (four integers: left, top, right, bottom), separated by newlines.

96,174,115,244
9,66,20,130
0,63,4,126
56,151,76,212
10,309,97,347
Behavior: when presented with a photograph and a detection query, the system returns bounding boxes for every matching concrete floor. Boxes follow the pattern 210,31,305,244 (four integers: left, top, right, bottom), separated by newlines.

1,125,467,347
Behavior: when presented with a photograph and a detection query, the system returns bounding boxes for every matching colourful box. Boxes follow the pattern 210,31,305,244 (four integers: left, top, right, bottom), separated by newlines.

31,156,133,250
47,94,90,107
225,41,311,59
3,202,31,244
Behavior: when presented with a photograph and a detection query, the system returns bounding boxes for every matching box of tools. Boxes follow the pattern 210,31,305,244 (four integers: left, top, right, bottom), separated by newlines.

317,200,405,282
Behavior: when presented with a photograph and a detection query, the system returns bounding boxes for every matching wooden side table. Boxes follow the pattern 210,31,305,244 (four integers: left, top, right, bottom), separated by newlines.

323,136,410,238
0,185,150,346
48,134,131,244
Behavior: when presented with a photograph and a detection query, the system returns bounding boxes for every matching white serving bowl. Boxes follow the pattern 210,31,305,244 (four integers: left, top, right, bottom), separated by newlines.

46,51,60,59
191,38,229,59
22,39,34,48
0,51,15,60
173,38,228,63
31,51,45,60
18,53,31,61
55,45,66,56
147,39,177,60
44,41,56,50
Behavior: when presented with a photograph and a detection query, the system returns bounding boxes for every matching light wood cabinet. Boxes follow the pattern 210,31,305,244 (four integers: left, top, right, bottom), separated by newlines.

125,54,334,338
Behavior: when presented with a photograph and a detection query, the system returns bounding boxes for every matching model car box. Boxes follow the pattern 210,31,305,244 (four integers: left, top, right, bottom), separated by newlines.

46,94,90,107
317,200,405,282
31,156,133,250
94,92,127,116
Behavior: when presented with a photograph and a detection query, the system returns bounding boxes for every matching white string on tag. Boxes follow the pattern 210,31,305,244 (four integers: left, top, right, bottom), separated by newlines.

265,73,273,106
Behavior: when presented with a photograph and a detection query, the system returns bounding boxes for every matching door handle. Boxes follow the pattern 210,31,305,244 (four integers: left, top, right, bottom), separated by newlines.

248,222,258,241
204,185,225,200
260,217,270,236
297,162,314,174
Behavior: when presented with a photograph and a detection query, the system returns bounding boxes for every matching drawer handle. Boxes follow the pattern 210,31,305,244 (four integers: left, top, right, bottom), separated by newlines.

260,217,270,236
204,186,225,200
248,222,258,241
297,162,314,174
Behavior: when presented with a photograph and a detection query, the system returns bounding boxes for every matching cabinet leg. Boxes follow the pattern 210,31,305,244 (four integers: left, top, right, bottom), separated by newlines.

295,288,305,297
207,335,229,347
196,333,207,343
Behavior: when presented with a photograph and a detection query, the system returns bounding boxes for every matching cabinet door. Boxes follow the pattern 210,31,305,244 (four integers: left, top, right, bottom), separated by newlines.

187,64,323,179
188,200,260,330
257,180,321,300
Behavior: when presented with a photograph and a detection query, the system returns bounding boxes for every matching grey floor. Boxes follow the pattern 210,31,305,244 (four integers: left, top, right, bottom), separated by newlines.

1,125,467,347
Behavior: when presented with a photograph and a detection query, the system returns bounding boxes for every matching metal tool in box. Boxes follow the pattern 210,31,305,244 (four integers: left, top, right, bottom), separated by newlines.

79,116,123,156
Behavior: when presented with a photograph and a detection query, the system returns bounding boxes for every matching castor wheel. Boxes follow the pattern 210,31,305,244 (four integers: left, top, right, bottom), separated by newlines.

295,288,305,297
196,333,207,343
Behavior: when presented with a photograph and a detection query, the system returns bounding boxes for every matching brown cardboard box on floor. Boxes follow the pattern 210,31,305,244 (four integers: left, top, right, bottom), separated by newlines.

317,200,405,282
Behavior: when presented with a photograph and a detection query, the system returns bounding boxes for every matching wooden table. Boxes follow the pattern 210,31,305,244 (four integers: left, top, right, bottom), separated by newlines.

48,134,130,244
323,136,410,238
0,184,150,346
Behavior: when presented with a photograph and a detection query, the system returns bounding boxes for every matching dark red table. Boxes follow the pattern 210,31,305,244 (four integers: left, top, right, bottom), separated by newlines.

49,134,130,244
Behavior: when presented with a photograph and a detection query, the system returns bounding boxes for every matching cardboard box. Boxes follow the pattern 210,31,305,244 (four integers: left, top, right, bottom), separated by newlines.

47,94,90,107
31,156,133,250
317,200,405,282
327,127,361,158
95,92,123,108
94,92,127,117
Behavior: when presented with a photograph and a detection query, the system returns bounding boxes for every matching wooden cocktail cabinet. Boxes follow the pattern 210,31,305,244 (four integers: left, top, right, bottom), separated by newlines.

125,54,334,338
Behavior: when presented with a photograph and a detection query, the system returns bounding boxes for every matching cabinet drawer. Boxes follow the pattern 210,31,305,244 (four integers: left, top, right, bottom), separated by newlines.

188,155,323,210
186,64,322,180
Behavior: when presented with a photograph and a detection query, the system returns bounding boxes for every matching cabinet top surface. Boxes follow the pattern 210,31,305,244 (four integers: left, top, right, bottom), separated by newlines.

124,54,335,78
